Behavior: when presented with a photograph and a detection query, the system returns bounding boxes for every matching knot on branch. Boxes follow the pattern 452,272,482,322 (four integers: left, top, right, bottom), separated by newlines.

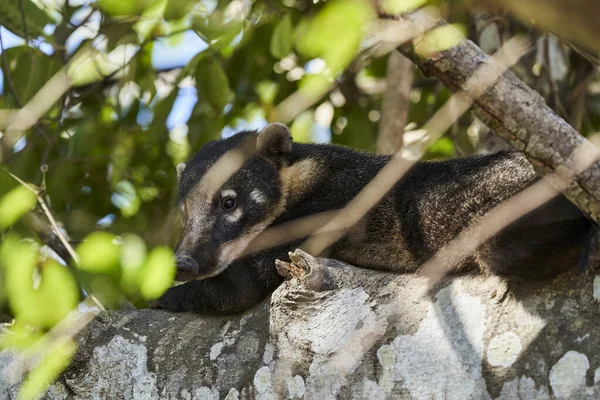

275,249,336,292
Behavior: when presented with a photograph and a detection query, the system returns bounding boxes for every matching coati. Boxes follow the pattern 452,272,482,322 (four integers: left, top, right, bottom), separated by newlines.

153,123,591,314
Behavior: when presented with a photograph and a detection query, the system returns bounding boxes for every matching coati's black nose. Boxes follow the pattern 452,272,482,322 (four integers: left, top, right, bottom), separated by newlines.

174,253,200,281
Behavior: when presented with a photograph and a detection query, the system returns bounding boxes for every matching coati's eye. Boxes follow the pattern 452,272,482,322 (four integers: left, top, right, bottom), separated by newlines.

222,197,236,210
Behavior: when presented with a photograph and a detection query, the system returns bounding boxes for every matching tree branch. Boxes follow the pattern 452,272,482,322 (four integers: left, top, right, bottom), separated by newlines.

376,51,414,154
396,15,600,223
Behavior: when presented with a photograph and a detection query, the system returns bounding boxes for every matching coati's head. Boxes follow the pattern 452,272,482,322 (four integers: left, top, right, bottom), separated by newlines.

173,123,293,281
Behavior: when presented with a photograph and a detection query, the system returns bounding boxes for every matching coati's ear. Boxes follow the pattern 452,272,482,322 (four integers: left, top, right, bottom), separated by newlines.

256,123,292,158
176,162,186,182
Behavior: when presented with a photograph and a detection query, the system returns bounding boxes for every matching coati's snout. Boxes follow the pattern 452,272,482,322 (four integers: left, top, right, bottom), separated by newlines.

173,123,293,281
173,252,199,281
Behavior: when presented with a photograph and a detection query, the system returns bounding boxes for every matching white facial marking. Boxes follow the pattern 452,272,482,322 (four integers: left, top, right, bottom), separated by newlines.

250,189,267,204
225,208,243,223
221,189,236,199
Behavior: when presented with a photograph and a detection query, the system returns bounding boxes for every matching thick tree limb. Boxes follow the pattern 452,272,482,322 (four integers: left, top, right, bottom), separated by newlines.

2,250,599,399
396,17,600,223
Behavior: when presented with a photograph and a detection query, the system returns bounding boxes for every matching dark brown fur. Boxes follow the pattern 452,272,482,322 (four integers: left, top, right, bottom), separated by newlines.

155,124,591,314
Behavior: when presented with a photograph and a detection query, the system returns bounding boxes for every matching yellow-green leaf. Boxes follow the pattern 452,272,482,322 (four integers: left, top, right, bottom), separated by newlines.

270,15,294,59
5,243,78,328
98,0,163,16
256,81,279,105
380,0,428,15
295,0,375,72
163,0,197,20
18,339,76,400
415,24,466,57
77,232,120,273
120,234,147,293
139,247,175,299
0,186,37,230
290,111,315,143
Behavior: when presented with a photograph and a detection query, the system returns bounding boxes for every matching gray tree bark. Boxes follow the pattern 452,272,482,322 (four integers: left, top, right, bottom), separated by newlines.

1,250,599,400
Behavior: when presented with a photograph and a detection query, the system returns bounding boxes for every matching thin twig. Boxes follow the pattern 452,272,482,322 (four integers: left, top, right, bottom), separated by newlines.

17,0,29,43
0,166,105,311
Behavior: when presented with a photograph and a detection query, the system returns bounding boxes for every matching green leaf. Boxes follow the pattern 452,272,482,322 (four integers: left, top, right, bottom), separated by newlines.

290,111,314,143
18,339,76,400
98,0,163,16
380,0,428,15
112,181,142,218
163,0,197,20
77,232,120,273
270,15,293,59
256,81,279,105
120,234,147,293
139,247,175,299
295,0,374,72
415,24,466,57
2,47,62,107
0,0,51,39
4,242,79,328
425,137,455,159
196,59,234,113
0,186,37,230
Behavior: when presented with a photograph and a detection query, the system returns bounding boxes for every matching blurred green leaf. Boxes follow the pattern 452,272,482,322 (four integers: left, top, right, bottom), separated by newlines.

295,0,374,72
380,0,428,15
139,247,175,299
164,0,197,20
2,47,62,107
299,73,332,96
0,0,51,39
196,59,234,113
425,137,455,159
415,24,466,57
270,15,294,59
290,111,314,143
4,241,78,328
113,181,142,217
120,233,147,293
77,232,120,273
0,320,44,350
256,81,279,105
98,0,163,16
0,186,37,230
18,339,76,400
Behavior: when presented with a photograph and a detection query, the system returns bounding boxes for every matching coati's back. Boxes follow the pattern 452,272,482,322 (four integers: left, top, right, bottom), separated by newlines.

155,124,591,314
329,149,590,279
